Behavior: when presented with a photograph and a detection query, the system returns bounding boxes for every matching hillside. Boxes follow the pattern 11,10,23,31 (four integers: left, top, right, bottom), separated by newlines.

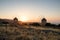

0,25,60,40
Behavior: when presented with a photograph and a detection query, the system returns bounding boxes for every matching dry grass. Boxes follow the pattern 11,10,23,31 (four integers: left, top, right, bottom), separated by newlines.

0,25,60,40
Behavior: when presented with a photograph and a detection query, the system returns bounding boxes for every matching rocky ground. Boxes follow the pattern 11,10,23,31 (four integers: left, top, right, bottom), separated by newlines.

0,25,60,40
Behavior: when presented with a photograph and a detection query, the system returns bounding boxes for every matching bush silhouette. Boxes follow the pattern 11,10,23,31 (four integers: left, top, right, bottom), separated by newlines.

29,23,40,26
45,23,51,26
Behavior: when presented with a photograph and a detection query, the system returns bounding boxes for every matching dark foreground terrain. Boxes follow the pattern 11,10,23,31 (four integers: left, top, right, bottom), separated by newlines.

0,25,60,40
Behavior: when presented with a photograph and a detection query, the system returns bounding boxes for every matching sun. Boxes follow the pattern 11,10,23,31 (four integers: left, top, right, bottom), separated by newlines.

20,16,28,22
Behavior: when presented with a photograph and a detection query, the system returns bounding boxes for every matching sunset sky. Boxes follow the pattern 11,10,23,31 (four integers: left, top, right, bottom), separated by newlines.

0,0,60,24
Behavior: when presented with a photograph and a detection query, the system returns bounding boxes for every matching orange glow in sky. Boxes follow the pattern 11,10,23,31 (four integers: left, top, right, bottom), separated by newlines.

20,16,28,22
0,0,60,24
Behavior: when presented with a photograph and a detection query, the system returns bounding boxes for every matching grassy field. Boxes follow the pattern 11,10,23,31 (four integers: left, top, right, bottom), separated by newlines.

0,25,60,40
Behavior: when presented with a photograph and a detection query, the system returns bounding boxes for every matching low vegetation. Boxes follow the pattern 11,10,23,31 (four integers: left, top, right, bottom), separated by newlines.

0,25,60,40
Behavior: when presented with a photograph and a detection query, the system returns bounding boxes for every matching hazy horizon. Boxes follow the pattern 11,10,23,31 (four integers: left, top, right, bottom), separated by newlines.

0,0,60,24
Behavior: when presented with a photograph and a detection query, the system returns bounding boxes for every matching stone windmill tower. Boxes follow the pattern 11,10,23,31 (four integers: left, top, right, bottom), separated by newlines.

13,17,18,22
41,18,47,26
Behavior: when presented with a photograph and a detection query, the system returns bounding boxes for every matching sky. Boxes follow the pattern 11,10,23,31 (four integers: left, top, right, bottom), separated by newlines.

0,0,60,24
